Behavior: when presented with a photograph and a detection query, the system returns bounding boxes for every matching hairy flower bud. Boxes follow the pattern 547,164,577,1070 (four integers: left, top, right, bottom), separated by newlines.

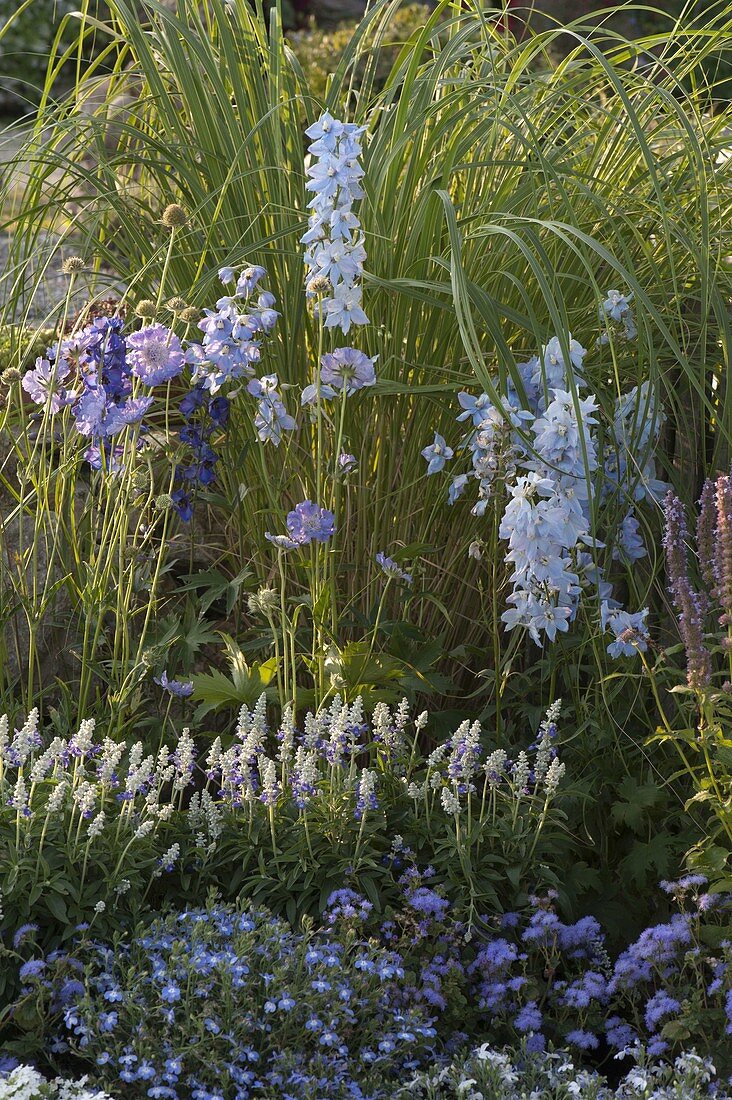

248,587,279,616
0,366,21,385
161,203,187,228
166,296,187,312
180,306,200,324
135,299,157,319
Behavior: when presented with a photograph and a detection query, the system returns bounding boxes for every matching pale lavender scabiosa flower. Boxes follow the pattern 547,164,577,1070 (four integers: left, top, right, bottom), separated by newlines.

154,671,194,698
22,356,74,412
375,552,413,586
268,501,336,549
302,113,369,334
127,324,185,386
319,347,376,395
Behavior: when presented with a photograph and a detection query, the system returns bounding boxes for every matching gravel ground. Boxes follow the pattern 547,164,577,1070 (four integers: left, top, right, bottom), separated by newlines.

0,118,72,325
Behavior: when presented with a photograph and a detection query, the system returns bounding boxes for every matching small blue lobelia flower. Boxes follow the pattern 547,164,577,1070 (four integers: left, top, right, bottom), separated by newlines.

286,501,336,545
421,432,454,475
127,324,185,386
154,671,194,697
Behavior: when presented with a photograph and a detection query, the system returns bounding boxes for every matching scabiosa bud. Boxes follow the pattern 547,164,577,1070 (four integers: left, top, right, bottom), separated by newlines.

0,366,21,385
161,203,187,228
154,493,175,511
61,256,85,274
135,299,157,319
248,587,279,616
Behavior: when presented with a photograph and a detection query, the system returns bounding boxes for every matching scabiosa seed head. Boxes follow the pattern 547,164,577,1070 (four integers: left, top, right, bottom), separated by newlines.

61,256,85,274
161,203,187,228
307,274,332,297
166,296,187,312
0,366,21,384
180,306,200,324
135,299,157,319
154,493,175,511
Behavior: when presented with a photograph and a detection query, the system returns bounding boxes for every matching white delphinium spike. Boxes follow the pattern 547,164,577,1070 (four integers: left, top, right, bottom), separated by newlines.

73,780,96,819
87,810,106,839
173,728,196,791
415,711,429,732
484,749,508,790
29,739,63,784
511,751,531,795
47,779,68,815
97,738,125,786
258,755,280,805
440,785,460,815
11,707,40,767
544,756,566,796
135,819,154,839
0,714,10,760
427,742,448,770
205,736,222,780
70,717,96,758
9,774,30,815
277,705,296,768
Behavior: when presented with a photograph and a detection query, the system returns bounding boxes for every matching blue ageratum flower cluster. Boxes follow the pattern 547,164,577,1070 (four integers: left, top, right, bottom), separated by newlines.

48,902,437,1100
22,316,182,473
302,113,369,334
422,300,665,652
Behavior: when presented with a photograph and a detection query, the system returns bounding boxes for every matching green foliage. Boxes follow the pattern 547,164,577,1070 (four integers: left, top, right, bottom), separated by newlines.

288,4,432,102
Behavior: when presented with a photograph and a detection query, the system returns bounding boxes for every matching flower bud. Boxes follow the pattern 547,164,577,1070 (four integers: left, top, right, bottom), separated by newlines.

135,299,157,319
161,203,187,228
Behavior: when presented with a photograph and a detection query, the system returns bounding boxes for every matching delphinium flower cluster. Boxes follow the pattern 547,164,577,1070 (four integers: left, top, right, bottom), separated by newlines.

398,1044,728,1099
0,1064,111,1100
422,298,663,655
302,112,369,334
42,901,437,1100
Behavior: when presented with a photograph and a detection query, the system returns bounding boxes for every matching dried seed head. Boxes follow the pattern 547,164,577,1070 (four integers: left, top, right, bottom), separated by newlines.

61,256,85,274
307,274,331,297
154,493,175,511
0,366,22,385
166,296,187,312
180,307,200,324
135,299,157,319
161,203,187,228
